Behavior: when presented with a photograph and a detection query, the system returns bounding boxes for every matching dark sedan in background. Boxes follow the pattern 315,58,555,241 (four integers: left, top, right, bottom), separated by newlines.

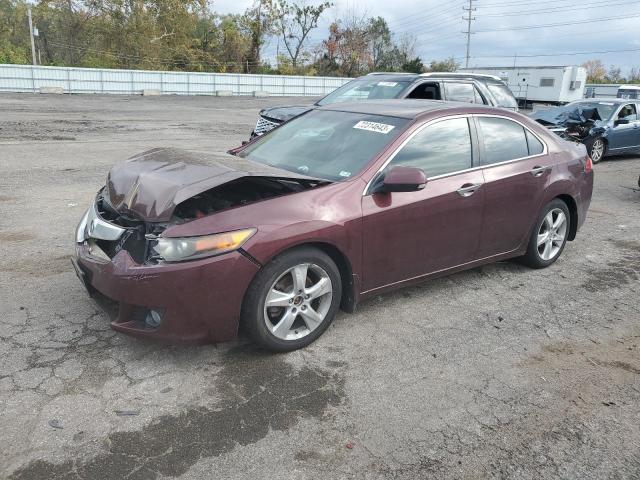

252,72,519,137
530,98,640,163
74,100,593,351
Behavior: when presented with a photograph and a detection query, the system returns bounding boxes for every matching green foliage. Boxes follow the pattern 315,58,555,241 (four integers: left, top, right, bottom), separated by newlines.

426,57,459,72
402,57,424,74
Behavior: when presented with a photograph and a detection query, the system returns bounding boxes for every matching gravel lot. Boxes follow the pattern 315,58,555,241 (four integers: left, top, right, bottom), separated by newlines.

1,93,639,480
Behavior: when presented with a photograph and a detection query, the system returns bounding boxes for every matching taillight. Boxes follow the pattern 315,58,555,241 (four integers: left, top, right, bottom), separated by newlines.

584,156,593,173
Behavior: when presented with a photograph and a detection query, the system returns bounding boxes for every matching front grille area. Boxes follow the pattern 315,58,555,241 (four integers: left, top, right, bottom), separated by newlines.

91,191,164,264
254,116,280,135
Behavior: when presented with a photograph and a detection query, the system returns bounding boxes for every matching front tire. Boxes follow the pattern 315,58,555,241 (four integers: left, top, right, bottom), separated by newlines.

520,199,570,269
241,247,342,352
587,137,606,164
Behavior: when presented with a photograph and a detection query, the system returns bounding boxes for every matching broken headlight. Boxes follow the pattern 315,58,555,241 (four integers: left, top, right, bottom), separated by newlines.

152,228,256,262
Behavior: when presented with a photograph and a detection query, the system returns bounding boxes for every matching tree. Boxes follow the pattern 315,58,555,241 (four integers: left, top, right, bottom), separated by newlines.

607,65,622,83
581,59,606,83
427,56,459,72
402,57,424,74
268,0,331,69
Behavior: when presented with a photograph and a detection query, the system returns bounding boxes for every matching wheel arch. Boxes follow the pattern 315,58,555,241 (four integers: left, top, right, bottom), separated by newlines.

555,194,578,241
250,241,358,314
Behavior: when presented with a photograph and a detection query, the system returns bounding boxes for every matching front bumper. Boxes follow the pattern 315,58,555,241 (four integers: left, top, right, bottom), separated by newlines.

74,243,259,344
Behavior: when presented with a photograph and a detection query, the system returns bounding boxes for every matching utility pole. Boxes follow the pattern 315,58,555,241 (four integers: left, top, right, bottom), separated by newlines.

462,0,476,68
27,8,37,65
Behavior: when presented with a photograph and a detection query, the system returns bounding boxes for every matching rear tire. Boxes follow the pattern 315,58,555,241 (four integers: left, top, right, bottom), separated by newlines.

241,247,342,352
520,199,571,269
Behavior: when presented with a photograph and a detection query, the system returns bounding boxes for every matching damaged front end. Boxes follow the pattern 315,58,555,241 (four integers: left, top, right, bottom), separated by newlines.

73,147,329,342
76,147,328,265
533,106,607,143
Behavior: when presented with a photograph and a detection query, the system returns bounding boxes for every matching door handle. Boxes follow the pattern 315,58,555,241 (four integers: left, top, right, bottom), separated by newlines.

457,183,483,197
530,165,550,177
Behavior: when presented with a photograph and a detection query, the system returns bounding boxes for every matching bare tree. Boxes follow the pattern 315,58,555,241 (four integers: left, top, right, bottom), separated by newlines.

268,0,331,68
581,59,607,83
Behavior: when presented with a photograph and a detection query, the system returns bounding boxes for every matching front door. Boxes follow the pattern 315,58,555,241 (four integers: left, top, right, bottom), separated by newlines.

361,117,485,292
608,103,640,152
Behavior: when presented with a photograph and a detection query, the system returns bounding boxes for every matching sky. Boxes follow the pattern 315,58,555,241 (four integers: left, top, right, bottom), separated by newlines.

213,0,640,74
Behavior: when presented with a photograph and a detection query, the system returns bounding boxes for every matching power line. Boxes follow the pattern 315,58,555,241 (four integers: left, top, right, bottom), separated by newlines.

387,2,465,29
474,13,640,32
480,0,640,17
471,46,640,59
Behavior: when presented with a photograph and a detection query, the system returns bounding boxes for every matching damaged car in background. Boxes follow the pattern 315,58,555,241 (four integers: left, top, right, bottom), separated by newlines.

530,98,640,163
74,100,593,352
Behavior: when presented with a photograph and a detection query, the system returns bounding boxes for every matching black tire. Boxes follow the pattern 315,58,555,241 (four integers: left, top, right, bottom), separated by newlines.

585,136,606,164
241,246,342,352
520,199,571,269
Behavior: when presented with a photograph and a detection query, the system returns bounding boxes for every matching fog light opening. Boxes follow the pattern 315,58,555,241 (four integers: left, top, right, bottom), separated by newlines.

145,309,163,328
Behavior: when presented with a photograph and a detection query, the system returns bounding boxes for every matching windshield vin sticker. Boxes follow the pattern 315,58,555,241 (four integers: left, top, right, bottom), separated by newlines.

377,81,398,87
353,121,395,134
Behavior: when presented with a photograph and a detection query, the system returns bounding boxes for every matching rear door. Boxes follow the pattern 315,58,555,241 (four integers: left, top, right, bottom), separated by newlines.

443,81,486,105
475,115,550,258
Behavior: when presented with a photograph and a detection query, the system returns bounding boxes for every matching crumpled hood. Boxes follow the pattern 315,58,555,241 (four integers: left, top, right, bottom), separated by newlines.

106,147,318,222
530,105,605,128
260,105,313,122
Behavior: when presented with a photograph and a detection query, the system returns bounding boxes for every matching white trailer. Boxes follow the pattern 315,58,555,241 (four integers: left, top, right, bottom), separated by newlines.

459,66,587,106
584,83,620,98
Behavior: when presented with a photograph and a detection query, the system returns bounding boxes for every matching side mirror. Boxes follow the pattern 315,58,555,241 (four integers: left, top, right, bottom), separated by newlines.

374,166,427,194
615,118,630,125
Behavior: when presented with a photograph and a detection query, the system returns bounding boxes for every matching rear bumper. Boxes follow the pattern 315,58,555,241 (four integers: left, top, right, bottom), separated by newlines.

74,244,259,344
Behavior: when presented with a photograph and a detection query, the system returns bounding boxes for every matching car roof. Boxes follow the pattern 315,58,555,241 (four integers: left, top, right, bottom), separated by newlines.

317,99,492,119
619,85,640,90
572,98,630,104
360,72,505,84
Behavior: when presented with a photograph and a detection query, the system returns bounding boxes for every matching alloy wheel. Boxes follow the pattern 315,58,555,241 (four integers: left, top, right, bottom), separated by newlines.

263,263,333,341
590,138,604,163
537,208,568,261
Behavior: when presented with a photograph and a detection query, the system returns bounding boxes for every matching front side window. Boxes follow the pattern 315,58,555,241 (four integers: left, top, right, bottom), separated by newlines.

478,117,529,164
444,82,482,104
239,110,409,181
316,79,411,106
388,118,472,178
617,104,638,121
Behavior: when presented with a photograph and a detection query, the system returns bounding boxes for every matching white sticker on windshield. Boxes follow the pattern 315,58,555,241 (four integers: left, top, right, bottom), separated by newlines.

339,171,351,177
377,81,398,87
353,121,395,134
599,102,614,105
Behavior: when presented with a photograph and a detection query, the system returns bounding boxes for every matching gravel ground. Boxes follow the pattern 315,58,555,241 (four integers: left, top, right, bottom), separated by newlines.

1,93,640,480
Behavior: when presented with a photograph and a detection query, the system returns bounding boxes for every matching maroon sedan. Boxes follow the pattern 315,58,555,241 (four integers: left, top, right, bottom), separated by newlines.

73,100,593,351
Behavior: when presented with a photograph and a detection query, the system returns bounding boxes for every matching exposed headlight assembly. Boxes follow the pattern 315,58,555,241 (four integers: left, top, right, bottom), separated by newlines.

153,228,256,262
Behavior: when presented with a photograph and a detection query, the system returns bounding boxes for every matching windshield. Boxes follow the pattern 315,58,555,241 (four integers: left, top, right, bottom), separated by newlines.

487,84,519,109
317,79,411,106
572,102,618,120
239,110,409,181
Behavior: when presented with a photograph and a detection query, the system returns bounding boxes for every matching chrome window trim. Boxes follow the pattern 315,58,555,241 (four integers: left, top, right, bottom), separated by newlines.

362,113,549,196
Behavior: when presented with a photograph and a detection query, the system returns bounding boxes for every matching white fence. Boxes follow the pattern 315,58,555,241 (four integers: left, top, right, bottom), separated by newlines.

0,64,352,96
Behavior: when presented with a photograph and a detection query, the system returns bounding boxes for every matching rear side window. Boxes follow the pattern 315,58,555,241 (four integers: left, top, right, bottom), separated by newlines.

525,130,544,155
389,118,472,177
478,117,529,164
444,83,482,104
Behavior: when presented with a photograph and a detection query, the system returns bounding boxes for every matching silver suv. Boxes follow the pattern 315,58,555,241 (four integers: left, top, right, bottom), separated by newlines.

251,72,518,137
